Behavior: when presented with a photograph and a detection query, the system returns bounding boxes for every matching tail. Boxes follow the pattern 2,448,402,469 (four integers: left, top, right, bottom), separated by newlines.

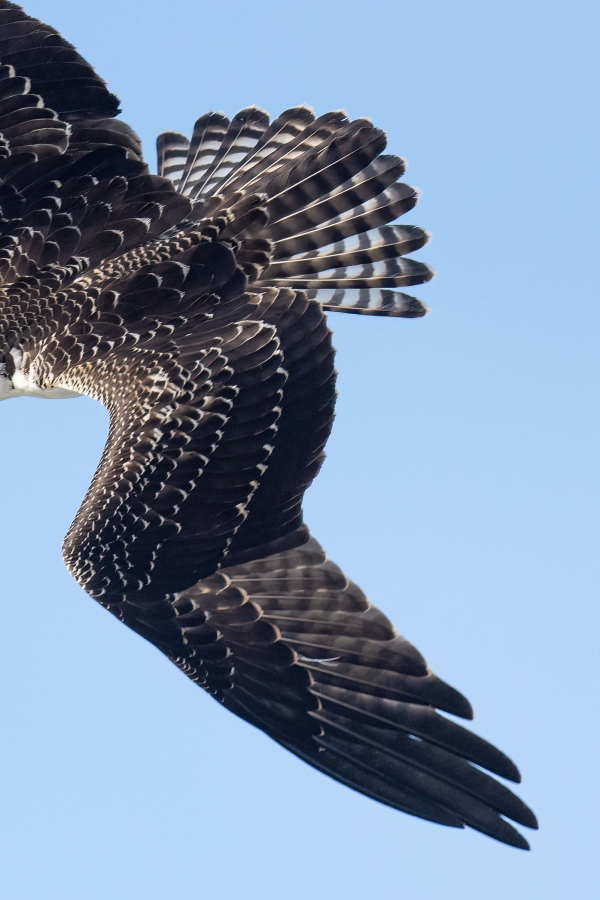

157,107,433,317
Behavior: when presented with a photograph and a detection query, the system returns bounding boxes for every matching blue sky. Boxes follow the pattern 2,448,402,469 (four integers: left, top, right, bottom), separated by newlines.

0,1,597,897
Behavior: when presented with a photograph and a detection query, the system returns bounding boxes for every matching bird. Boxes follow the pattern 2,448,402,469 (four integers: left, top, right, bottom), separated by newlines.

0,1,537,849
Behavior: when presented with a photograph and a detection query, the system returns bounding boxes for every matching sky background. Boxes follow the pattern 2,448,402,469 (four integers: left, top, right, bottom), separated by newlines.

0,1,598,898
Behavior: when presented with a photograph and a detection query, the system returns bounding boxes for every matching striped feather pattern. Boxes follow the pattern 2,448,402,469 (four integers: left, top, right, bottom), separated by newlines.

267,224,430,276
156,131,190,184
157,106,432,316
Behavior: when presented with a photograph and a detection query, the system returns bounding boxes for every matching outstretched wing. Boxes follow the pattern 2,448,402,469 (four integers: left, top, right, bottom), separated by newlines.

126,537,538,849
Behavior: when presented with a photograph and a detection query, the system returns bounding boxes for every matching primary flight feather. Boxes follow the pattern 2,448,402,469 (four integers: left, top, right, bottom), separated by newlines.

0,1,536,849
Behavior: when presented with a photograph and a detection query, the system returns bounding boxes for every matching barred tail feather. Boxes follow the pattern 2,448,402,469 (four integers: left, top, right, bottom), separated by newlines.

157,106,432,317
307,288,429,317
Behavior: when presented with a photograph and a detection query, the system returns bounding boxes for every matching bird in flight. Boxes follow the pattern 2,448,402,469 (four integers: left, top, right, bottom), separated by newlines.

0,1,536,849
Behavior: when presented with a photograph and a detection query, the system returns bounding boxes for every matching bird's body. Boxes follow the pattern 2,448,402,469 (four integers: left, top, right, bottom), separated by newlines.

0,1,536,849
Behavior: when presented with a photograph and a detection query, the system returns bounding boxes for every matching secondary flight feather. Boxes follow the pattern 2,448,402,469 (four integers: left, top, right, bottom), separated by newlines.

0,1,536,849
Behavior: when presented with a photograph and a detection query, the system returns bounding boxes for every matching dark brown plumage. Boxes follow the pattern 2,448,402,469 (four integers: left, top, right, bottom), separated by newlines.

0,1,536,849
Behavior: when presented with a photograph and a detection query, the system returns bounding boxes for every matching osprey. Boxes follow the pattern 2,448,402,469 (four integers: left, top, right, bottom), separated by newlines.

0,1,536,848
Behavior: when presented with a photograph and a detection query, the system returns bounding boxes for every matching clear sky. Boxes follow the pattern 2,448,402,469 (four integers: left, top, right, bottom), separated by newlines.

0,1,597,898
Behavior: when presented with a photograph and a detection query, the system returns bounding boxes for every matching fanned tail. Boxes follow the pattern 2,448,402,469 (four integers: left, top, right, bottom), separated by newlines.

157,106,432,316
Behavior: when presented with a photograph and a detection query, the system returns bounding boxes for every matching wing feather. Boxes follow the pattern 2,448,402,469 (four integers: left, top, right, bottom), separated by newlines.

160,538,538,849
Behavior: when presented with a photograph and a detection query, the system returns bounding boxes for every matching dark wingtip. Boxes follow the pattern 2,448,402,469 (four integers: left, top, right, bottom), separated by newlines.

488,747,522,783
517,805,539,831
511,833,531,851
427,675,474,720
477,816,534,851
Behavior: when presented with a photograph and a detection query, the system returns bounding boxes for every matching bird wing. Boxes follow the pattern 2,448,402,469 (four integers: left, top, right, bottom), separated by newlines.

0,2,537,850
0,0,120,123
58,265,537,848
127,536,538,849
61,281,335,607
0,0,190,292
